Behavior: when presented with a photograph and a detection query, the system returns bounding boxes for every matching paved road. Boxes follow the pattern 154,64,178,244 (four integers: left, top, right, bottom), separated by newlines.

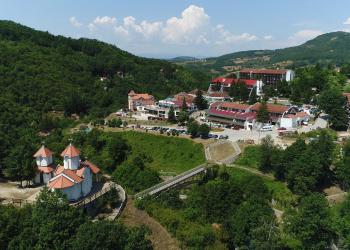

210,116,328,145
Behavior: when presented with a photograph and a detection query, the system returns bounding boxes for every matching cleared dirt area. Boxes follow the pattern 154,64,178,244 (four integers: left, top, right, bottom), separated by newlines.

0,181,42,202
120,199,180,250
324,186,347,204
208,141,236,162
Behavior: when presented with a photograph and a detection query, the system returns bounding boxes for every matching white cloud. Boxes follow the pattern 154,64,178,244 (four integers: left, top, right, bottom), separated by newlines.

84,5,259,54
215,24,257,45
287,29,323,46
93,16,116,25
344,17,350,25
140,20,162,39
69,16,82,28
263,35,273,40
162,5,210,44
114,26,129,37
290,29,323,40
88,23,96,33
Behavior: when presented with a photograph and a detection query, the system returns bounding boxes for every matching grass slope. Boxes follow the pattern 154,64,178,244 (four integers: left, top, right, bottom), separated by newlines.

117,131,206,174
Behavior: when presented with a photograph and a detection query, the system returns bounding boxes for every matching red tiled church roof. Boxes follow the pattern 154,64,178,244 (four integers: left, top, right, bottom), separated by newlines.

37,165,55,174
33,145,53,158
61,144,80,158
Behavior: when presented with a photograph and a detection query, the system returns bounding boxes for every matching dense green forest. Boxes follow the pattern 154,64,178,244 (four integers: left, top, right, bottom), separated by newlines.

0,188,152,250
0,20,209,178
182,31,350,73
137,166,346,249
137,131,350,249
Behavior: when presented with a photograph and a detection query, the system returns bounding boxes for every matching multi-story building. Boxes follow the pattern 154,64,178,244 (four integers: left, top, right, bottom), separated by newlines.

208,77,263,96
206,101,290,128
239,69,294,88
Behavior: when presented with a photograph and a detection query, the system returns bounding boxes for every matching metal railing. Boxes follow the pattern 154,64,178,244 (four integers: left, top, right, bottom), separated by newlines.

134,163,208,199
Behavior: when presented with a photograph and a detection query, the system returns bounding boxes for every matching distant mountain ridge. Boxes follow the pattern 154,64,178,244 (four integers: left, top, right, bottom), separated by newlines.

168,56,200,62
180,31,350,73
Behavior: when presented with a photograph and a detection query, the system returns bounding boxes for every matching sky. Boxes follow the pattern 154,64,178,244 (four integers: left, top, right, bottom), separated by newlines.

1,0,350,58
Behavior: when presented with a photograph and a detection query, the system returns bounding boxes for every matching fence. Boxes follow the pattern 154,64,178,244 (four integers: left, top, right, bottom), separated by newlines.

134,163,208,199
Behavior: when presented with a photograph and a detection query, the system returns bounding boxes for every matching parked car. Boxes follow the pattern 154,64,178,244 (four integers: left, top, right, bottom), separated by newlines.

212,134,218,139
277,127,287,131
260,125,273,131
219,135,228,139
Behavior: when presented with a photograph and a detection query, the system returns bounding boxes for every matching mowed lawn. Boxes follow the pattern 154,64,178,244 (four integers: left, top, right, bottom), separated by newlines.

117,131,206,174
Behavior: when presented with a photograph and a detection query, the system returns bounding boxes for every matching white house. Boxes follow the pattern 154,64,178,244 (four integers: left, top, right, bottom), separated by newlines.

47,144,100,201
280,112,310,129
33,145,55,184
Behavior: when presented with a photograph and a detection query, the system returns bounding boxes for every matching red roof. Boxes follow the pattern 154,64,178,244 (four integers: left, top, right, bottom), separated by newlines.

33,145,53,158
251,103,289,114
37,165,55,174
55,165,64,175
208,92,229,98
208,108,256,121
285,112,309,119
61,144,80,158
211,77,234,85
83,160,100,174
235,79,257,87
240,69,287,75
48,175,75,189
211,102,250,111
211,77,257,87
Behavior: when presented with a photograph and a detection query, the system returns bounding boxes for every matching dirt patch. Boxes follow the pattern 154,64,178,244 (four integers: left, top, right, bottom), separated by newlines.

0,181,42,201
324,186,347,204
324,186,344,196
193,138,216,147
209,142,236,162
120,199,180,250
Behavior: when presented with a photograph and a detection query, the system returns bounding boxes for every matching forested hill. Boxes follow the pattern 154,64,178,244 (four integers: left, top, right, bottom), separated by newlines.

0,20,209,116
181,31,350,73
0,20,209,176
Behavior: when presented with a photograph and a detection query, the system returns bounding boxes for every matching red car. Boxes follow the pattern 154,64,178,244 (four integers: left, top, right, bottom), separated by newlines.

277,127,287,131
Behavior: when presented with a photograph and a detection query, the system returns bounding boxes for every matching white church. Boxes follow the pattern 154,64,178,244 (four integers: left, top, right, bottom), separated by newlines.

33,143,100,201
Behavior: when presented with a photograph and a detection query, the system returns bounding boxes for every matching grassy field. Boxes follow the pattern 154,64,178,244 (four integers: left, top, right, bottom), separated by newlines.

116,131,206,175
226,168,297,209
235,145,261,169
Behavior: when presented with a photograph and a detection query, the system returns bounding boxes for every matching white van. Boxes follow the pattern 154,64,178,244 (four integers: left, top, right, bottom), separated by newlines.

260,125,273,131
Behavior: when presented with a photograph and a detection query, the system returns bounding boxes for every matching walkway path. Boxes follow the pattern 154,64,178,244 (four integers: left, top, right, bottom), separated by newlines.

134,164,207,199
105,184,127,220
226,164,275,180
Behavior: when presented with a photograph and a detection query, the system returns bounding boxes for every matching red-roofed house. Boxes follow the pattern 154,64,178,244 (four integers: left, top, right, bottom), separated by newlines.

33,145,55,184
46,144,100,201
250,103,289,123
128,90,155,111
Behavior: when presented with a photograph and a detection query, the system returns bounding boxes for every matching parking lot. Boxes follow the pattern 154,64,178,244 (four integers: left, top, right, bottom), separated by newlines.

126,115,328,147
